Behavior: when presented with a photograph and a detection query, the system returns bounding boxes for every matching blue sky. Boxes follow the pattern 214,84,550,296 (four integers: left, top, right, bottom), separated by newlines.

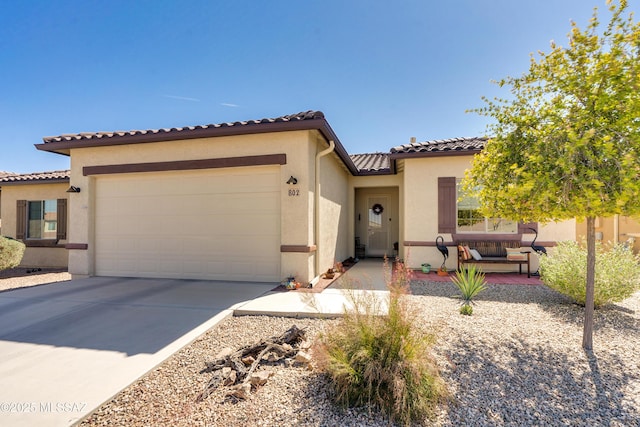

1,0,636,173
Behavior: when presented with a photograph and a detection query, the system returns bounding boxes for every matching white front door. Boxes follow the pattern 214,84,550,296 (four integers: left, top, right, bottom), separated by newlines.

366,196,389,257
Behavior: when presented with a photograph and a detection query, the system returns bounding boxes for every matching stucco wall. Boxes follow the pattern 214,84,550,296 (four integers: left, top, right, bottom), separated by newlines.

402,155,575,271
0,183,69,268
317,144,350,274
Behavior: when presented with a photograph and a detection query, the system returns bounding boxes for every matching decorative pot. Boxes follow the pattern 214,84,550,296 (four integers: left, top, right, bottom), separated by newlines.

437,268,448,276
421,263,431,273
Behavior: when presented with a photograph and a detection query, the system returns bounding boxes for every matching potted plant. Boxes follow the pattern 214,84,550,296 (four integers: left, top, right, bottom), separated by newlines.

437,266,448,276
324,268,335,279
421,263,431,273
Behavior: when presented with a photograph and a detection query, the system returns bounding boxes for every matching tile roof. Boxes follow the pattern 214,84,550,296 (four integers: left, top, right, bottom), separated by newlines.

36,110,360,176
390,136,487,155
350,153,391,174
41,111,326,144
0,170,70,184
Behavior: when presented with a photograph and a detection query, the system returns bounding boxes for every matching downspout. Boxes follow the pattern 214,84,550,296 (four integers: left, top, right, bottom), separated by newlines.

315,140,335,279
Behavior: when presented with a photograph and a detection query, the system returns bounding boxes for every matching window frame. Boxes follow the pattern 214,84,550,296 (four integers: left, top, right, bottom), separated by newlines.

16,198,67,244
455,179,518,234
437,176,537,236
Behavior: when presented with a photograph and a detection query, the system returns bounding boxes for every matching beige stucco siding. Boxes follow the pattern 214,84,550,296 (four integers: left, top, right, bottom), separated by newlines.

402,155,575,271
317,147,350,273
0,183,69,268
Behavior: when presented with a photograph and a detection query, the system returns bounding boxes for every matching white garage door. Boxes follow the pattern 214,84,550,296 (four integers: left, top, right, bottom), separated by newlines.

94,166,281,282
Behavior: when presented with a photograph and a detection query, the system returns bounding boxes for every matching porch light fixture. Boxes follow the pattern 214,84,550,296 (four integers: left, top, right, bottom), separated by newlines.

66,185,81,193
286,176,298,185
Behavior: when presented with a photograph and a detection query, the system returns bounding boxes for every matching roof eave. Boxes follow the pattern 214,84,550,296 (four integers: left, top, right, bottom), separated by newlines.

389,149,482,160
35,116,360,175
0,178,70,186
355,169,394,176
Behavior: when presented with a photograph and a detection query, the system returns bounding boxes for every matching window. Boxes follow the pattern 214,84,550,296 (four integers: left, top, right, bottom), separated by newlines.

456,180,517,234
438,176,535,235
27,200,58,239
16,198,67,242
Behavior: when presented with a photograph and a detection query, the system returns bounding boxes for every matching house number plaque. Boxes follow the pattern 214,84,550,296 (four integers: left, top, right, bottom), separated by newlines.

288,188,300,197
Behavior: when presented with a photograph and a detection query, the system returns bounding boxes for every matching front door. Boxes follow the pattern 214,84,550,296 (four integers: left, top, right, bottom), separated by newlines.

367,196,389,257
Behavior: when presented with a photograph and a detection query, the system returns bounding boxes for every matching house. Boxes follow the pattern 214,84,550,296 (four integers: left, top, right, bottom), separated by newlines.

0,170,70,268
27,110,573,283
577,215,640,251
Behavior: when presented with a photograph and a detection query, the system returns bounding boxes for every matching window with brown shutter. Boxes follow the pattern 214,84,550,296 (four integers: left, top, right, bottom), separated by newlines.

438,177,457,233
438,179,538,235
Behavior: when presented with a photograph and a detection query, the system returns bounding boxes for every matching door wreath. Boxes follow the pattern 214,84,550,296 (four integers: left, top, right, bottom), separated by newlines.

371,203,384,215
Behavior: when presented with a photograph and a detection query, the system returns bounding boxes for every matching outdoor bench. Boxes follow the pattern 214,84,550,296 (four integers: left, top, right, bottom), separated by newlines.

456,238,531,278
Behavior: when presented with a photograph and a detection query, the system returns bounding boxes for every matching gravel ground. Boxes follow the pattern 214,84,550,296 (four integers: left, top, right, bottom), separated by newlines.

0,267,71,291
77,281,640,427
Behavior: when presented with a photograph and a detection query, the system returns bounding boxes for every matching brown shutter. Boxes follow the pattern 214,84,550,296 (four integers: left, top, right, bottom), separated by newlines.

16,200,27,240
438,177,457,233
57,198,67,241
518,222,538,234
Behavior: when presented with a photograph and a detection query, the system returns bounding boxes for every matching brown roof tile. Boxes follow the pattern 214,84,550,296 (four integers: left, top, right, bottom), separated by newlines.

0,170,70,184
391,137,487,155
41,111,326,144
350,153,391,174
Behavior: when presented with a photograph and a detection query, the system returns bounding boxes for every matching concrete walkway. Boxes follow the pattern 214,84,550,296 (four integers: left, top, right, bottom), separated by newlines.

236,258,390,316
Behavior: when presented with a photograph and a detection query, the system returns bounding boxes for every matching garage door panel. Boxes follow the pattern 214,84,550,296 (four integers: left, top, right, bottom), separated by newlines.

95,167,281,282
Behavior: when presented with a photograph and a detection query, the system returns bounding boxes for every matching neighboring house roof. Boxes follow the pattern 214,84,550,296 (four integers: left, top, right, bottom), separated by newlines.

350,153,391,175
36,110,360,176
390,137,487,158
0,170,71,185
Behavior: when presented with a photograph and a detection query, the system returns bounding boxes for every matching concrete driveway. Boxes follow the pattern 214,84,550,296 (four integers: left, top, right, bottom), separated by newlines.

0,277,273,427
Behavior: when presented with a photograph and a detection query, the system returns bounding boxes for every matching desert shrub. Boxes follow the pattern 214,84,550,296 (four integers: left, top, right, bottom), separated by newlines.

540,240,640,307
452,265,486,315
459,304,473,316
314,259,447,426
0,236,26,271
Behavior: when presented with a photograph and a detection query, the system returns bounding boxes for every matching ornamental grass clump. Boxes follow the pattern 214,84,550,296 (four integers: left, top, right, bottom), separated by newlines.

540,240,640,308
452,265,487,315
314,259,447,426
0,236,26,271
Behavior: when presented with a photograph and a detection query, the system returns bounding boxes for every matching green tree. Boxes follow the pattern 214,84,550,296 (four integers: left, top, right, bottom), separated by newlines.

464,0,640,350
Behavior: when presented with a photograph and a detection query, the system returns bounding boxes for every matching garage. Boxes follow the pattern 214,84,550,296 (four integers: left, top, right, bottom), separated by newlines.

94,166,281,282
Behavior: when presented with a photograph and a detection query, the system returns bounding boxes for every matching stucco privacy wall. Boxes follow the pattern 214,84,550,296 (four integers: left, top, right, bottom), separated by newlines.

576,216,640,252
402,155,575,272
0,183,69,268
67,130,333,282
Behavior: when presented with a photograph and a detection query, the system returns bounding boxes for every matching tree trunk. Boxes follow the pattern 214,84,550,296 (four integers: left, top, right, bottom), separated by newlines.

582,216,596,350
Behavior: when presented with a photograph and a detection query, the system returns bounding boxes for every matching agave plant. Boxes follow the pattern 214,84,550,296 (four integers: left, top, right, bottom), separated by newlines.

452,265,487,315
